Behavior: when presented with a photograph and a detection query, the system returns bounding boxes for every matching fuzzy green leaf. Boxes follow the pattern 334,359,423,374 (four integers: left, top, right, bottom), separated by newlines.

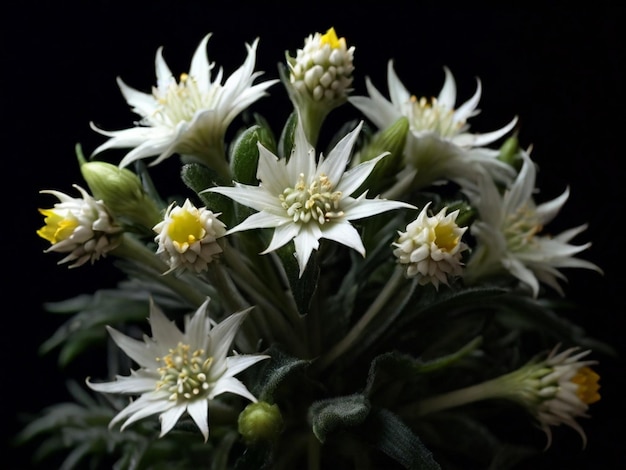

309,394,371,443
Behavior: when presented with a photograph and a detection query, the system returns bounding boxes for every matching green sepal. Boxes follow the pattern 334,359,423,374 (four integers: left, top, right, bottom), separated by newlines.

230,120,276,185
354,117,409,195
497,132,522,171
309,394,371,443
278,110,298,160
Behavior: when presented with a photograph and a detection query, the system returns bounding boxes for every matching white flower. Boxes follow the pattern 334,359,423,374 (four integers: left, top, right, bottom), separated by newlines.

37,184,123,268
153,198,227,274
393,202,468,289
90,34,279,177
205,119,415,277
349,61,517,191
464,150,602,297
87,299,269,442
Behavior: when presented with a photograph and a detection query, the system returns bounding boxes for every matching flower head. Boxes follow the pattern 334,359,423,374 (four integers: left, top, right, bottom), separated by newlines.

501,345,601,449
283,27,355,144
153,198,227,274
205,119,415,277
464,150,602,297
90,34,279,177
393,202,468,289
349,62,517,191
37,184,123,268
87,299,269,442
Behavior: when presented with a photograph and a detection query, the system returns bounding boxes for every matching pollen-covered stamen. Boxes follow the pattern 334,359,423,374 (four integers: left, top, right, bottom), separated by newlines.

156,342,214,401
279,173,344,224
504,206,542,252
152,73,218,125
407,95,461,137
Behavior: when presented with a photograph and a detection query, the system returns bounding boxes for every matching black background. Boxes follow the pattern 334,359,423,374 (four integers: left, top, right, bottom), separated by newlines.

4,2,625,469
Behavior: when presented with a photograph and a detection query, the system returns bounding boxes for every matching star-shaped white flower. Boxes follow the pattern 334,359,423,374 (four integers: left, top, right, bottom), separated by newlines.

349,61,518,191
205,119,415,276
90,34,279,177
464,150,602,297
87,299,269,441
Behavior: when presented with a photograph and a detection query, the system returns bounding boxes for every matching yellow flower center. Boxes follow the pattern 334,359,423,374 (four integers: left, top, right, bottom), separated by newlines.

279,173,344,224
408,95,461,137
434,223,461,252
156,342,214,401
320,27,342,49
571,366,601,405
37,209,79,244
167,208,206,253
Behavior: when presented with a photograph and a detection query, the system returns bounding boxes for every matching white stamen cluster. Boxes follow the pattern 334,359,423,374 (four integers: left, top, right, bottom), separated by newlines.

279,173,344,224
406,95,463,137
156,342,214,401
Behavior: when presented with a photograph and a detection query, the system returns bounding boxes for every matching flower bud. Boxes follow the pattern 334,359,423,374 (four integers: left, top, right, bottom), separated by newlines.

237,401,284,445
77,145,162,230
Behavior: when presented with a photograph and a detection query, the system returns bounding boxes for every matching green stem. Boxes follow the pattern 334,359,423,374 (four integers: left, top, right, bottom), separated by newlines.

111,234,208,307
313,266,406,372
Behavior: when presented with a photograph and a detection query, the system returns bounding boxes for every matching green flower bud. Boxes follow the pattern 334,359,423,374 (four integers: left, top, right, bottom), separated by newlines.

77,144,162,230
238,401,284,445
497,133,522,170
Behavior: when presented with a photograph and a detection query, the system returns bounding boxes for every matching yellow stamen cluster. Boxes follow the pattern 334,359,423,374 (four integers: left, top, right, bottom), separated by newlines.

156,342,214,401
279,173,344,224
167,206,207,253
408,95,461,137
37,209,79,244
571,366,601,405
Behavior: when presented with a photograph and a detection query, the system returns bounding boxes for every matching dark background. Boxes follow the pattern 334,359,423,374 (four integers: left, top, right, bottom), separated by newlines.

4,2,624,468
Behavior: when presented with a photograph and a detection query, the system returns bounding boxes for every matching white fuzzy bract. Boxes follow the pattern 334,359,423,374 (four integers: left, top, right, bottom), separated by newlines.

87,299,269,441
37,184,123,268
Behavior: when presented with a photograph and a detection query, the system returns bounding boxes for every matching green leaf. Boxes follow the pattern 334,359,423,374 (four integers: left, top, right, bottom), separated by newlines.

309,394,371,443
229,121,276,185
180,162,236,226
254,344,311,403
355,408,441,470
278,110,297,160
276,242,319,315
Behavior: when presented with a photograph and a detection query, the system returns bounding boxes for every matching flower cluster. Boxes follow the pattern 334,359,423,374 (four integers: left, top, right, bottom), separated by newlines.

27,28,607,470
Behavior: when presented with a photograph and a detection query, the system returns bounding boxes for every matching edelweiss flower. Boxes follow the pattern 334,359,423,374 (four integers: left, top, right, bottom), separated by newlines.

499,345,601,449
87,299,269,441
153,198,227,274
349,61,517,191
37,184,123,268
283,27,355,145
393,202,468,289
90,34,279,177
464,150,602,297
205,119,415,277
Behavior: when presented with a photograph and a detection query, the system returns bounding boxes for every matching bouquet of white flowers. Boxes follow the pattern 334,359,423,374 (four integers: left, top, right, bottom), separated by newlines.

21,27,610,469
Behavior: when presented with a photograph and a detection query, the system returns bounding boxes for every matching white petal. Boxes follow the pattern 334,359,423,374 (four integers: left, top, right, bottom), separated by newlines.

86,372,156,395
225,354,270,377
318,121,363,183
154,46,174,92
210,376,257,402
207,184,282,214
338,153,386,196
159,404,187,437
437,66,458,110
263,223,301,253
321,222,365,256
228,211,289,233
256,144,290,193
116,77,158,117
148,299,185,349
186,399,209,441
387,60,411,107
208,310,251,360
106,327,156,368
293,225,322,276
189,33,213,86
343,195,414,220
184,299,212,349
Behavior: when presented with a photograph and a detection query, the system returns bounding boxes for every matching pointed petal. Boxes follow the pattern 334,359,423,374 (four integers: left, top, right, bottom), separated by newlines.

159,404,187,437
293,225,322,276
321,222,365,256
186,399,209,441
210,376,257,402
437,66,458,110
343,195,414,220
106,327,156,368
225,354,270,377
262,223,301,253
337,153,387,196
116,77,158,117
189,33,212,87
148,299,185,349
208,310,251,360
318,122,363,183
207,184,283,214
387,60,411,107
228,211,289,234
